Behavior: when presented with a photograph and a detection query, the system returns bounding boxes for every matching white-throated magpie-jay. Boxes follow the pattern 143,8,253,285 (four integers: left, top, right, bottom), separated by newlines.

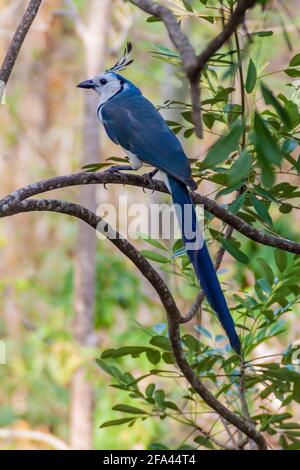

77,44,240,354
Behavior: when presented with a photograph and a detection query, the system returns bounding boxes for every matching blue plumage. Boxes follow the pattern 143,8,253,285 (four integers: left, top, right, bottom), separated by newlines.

100,82,196,189
167,176,241,353
77,70,241,354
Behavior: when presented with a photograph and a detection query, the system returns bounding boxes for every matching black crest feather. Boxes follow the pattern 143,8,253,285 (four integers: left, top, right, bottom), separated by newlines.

107,42,134,73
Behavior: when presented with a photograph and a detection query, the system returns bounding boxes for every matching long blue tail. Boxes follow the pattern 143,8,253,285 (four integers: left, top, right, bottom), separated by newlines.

167,175,241,354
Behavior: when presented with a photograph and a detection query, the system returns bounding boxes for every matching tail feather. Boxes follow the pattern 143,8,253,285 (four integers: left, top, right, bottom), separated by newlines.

167,175,241,354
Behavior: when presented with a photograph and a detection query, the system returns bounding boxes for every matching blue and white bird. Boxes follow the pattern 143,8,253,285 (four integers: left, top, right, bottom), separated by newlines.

77,44,241,354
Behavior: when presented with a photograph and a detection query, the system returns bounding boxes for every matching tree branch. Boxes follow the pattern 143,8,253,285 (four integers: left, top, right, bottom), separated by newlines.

129,1,258,137
1,196,267,449
4,197,182,323
0,428,69,450
1,170,299,255
195,0,257,73
129,0,202,136
62,0,88,44
0,0,42,99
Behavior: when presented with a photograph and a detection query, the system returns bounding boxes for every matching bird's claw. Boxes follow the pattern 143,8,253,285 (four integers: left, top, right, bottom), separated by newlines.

141,170,158,193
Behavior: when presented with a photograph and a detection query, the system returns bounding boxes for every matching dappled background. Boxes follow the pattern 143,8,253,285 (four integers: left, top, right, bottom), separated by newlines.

0,0,300,450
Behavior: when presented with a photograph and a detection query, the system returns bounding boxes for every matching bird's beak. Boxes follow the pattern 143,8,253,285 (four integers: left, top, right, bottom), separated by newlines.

77,79,95,89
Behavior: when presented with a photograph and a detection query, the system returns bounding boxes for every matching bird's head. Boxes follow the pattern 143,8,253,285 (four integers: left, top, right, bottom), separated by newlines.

77,42,136,104
77,71,124,100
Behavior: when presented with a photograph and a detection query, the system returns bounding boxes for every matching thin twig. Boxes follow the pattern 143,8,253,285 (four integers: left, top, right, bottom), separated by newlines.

0,0,42,89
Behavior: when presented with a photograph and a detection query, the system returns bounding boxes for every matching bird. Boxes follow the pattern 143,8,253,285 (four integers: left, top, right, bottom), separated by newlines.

77,43,241,354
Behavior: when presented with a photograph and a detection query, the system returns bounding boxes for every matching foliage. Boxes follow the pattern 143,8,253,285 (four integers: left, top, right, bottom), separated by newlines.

95,0,300,450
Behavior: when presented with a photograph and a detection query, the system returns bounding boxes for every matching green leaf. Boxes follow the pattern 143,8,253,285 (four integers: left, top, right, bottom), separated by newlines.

252,31,273,37
261,83,291,128
227,150,251,185
203,113,215,129
194,435,215,449
220,239,249,264
182,334,201,351
140,236,168,252
253,186,277,203
82,162,110,172
245,58,257,94
150,336,172,351
284,68,300,77
293,378,300,404
253,112,283,170
146,349,161,365
96,359,120,378
147,16,162,23
290,53,300,67
297,155,300,174
228,192,246,214
155,389,165,407
184,128,194,138
181,111,193,124
201,120,244,169
182,0,193,12
224,103,242,124
275,250,288,272
152,45,180,59
250,193,273,228
257,257,274,286
107,156,128,163
140,250,169,264
279,203,293,214
100,418,135,428
145,383,155,398
162,352,175,364
164,401,179,411
112,404,148,415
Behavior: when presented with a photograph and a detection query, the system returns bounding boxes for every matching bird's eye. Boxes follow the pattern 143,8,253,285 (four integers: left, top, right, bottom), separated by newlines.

100,79,107,85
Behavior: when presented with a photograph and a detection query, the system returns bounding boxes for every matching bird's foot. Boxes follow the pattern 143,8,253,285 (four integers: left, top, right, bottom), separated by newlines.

105,164,133,174
141,169,158,192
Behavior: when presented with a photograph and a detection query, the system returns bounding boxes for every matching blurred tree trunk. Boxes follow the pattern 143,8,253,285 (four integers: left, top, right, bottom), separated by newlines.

70,0,112,450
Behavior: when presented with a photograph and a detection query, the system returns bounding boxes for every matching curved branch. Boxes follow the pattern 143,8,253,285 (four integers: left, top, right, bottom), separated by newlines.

1,170,299,254
2,196,267,449
0,0,42,87
5,197,181,323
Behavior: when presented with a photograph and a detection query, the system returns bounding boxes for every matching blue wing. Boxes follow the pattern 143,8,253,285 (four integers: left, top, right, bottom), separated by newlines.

101,94,196,190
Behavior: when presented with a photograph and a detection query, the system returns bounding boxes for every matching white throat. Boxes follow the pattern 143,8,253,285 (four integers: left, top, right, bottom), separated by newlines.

97,81,128,108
